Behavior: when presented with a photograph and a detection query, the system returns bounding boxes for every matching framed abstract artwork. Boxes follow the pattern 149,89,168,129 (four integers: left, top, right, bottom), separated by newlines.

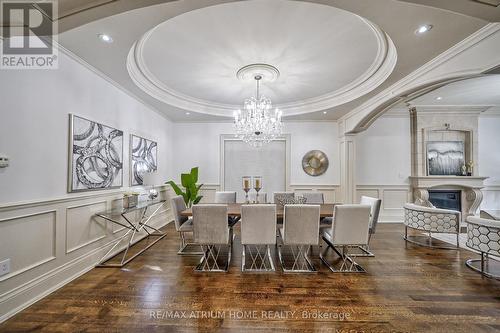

68,114,124,192
130,134,158,186
426,141,465,176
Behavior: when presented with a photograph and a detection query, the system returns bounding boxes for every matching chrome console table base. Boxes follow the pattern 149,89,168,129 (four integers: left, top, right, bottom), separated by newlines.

95,201,166,268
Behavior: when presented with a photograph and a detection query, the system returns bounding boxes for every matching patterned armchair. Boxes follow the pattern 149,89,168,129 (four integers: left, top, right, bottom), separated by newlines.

403,203,461,249
465,216,500,279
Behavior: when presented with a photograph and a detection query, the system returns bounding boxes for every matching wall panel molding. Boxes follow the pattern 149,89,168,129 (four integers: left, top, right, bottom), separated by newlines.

0,189,174,324
357,184,411,222
0,210,57,282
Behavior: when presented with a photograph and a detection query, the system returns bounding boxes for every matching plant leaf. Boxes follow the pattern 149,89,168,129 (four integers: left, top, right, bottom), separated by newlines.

181,173,191,188
190,167,199,183
193,195,203,204
166,181,183,196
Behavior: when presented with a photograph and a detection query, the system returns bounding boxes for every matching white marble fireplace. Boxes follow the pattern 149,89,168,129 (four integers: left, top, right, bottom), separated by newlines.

409,106,489,220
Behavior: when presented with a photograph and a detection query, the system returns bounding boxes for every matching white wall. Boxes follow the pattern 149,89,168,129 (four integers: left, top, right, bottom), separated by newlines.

0,48,174,322
356,115,411,185
0,49,173,205
356,115,411,222
171,121,340,186
479,114,500,210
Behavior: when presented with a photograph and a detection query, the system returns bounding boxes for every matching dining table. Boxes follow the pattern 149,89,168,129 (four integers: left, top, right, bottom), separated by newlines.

180,203,337,218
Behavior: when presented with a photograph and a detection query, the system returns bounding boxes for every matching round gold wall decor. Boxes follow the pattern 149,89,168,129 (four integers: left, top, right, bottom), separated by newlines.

302,150,329,176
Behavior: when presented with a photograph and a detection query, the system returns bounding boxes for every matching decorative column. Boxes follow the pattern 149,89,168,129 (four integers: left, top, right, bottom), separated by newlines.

339,134,356,204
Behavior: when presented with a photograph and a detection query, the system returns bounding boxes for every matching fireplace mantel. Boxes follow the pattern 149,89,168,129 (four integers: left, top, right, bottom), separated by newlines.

409,176,489,219
409,176,489,189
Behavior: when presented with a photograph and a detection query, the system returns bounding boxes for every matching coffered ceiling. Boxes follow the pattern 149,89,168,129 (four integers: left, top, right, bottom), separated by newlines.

55,0,495,121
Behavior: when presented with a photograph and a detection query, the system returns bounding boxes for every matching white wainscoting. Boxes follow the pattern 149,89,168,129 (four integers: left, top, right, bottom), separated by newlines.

0,186,174,323
356,185,412,222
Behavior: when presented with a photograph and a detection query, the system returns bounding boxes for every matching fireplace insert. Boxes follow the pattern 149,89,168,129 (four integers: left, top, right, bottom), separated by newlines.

428,190,461,212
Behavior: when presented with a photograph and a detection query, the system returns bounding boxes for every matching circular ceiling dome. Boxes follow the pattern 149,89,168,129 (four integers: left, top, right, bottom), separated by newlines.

127,0,397,117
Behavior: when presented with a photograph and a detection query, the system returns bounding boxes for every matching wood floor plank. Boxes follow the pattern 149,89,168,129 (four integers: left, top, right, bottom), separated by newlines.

1,223,499,333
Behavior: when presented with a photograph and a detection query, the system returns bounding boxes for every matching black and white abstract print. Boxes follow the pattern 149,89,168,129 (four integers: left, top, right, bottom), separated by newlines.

69,115,123,192
131,135,157,186
427,141,465,176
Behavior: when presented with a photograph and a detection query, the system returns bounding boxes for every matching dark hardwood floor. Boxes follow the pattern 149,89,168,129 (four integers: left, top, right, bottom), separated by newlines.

1,223,500,333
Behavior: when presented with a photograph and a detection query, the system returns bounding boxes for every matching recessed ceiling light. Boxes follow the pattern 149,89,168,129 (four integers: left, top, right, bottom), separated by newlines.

323,111,327,114
436,96,443,101
98,34,113,43
416,25,432,35
185,112,190,115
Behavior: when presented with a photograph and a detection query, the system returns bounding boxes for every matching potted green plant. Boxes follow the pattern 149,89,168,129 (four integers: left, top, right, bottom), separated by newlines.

166,167,203,207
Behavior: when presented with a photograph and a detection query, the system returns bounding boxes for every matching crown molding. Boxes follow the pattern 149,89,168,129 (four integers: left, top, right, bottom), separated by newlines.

127,19,397,117
341,23,500,133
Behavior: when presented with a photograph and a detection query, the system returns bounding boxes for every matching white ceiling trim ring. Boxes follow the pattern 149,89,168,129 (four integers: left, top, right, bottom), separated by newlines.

126,3,397,117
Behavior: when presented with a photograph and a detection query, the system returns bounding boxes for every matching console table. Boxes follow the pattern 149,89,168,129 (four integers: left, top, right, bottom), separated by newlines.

94,199,167,267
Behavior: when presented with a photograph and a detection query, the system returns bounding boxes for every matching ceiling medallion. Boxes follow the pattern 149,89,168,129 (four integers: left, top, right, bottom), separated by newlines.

302,150,329,176
234,64,283,148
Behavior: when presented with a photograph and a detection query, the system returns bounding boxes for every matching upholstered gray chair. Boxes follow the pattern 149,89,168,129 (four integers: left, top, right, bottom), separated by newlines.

215,191,237,204
170,196,202,255
249,192,267,204
240,204,277,272
192,204,232,272
273,192,295,207
403,203,460,249
465,216,500,279
320,204,371,273
296,192,324,204
215,191,240,228
278,204,320,272
352,196,382,257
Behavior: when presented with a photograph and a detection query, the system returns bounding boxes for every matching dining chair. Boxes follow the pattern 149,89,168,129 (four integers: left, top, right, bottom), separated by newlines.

273,192,295,207
351,196,382,257
278,204,320,273
240,204,277,272
215,191,240,227
170,196,203,255
296,192,324,204
249,192,267,204
192,204,232,272
215,191,237,204
320,204,371,273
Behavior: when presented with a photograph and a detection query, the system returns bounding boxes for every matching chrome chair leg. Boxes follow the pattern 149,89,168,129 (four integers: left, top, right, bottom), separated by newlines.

177,232,203,255
195,244,231,272
320,237,366,273
242,244,275,272
278,244,316,273
349,233,375,257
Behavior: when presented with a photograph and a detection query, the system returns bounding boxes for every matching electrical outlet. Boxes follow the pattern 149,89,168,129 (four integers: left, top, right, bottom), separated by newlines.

0,259,10,277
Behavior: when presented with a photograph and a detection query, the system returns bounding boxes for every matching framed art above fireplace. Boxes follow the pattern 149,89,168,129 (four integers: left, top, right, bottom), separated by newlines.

426,141,465,176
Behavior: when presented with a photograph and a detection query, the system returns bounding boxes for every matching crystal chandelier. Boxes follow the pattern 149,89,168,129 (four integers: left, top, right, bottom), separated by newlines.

234,74,283,148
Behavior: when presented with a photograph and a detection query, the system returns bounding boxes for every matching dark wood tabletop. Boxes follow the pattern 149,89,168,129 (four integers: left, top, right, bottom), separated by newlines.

180,203,337,218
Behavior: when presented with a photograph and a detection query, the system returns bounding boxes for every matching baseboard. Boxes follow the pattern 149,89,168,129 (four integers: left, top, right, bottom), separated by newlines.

0,219,172,324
